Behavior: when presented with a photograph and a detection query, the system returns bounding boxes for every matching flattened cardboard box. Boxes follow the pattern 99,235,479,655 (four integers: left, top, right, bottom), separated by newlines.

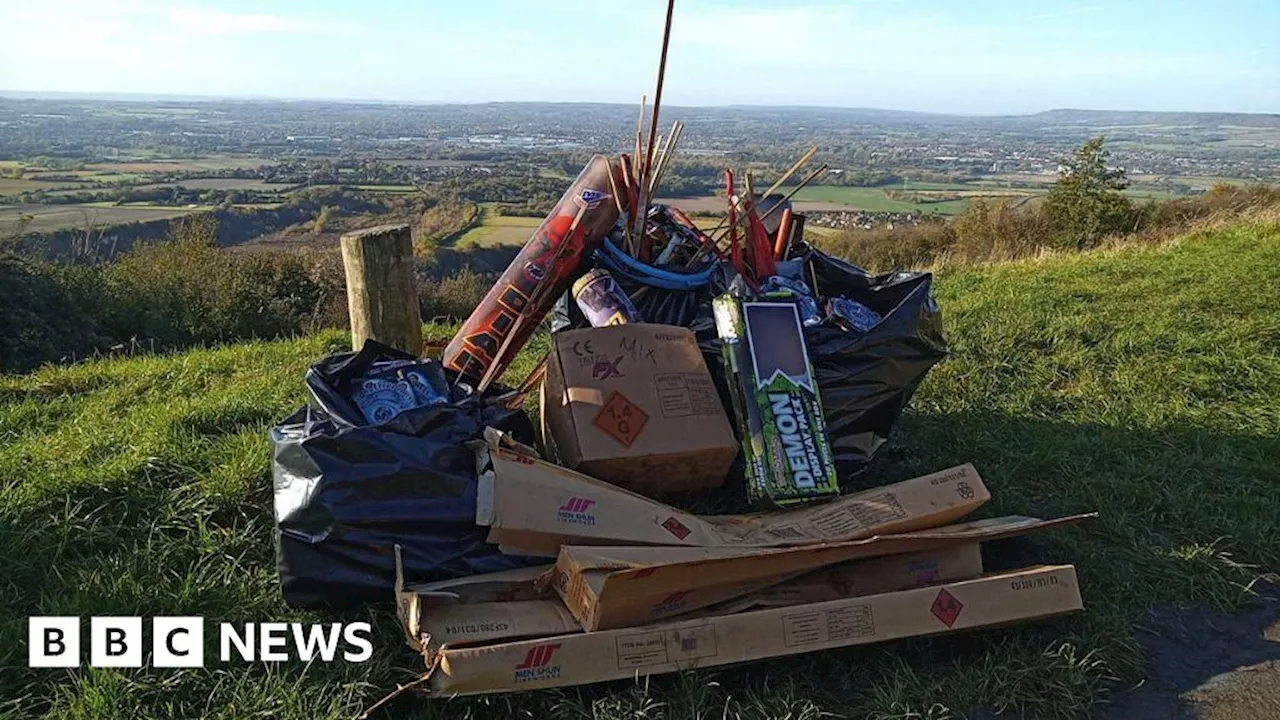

705,543,983,615
400,545,982,656
554,514,1091,630
477,439,992,554
426,565,1084,696
542,324,738,493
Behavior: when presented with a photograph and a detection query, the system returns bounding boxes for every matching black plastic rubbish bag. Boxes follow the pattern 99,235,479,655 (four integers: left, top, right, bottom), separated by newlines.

794,246,947,482
550,244,946,484
270,340,539,609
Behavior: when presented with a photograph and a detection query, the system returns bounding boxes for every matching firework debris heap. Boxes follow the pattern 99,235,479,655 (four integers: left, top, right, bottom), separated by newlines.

274,3,1091,699
267,145,1096,699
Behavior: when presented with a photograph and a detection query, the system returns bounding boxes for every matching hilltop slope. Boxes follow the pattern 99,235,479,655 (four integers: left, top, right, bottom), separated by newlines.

2,223,1278,719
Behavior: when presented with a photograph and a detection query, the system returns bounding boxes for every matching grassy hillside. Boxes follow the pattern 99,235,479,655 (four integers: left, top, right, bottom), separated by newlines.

2,223,1279,719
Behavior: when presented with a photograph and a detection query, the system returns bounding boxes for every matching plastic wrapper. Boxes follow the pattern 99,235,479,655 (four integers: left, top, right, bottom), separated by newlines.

349,360,448,424
760,275,822,327
826,297,883,332
270,340,540,609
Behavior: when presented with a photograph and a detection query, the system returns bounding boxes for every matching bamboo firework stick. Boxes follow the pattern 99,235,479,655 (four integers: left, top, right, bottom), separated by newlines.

759,163,828,224
604,155,629,250
634,0,677,253
693,144,817,249
712,163,828,244
605,155,624,216
634,95,646,184
649,120,682,197
619,153,638,254
761,145,818,201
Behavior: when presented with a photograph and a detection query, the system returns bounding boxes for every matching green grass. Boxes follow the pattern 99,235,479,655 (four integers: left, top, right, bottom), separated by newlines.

455,211,542,248
85,173,147,184
3,224,1279,718
353,185,418,193
789,185,973,214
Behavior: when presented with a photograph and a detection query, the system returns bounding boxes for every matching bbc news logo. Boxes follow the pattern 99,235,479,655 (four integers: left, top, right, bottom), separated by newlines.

28,617,372,668
513,642,562,683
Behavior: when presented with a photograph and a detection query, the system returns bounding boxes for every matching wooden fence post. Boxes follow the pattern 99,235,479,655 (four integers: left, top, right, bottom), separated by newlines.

340,223,422,355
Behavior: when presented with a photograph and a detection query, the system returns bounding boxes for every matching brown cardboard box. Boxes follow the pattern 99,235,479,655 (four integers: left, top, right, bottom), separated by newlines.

476,438,993,554
541,324,737,493
398,545,983,658
414,601,581,653
553,514,1091,630
705,543,984,614
425,565,1084,695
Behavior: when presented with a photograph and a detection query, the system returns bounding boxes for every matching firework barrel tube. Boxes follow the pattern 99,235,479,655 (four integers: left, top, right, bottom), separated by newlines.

444,155,621,382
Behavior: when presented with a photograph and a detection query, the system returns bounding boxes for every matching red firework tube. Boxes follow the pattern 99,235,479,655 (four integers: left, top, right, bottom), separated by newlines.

443,155,621,382
774,207,793,261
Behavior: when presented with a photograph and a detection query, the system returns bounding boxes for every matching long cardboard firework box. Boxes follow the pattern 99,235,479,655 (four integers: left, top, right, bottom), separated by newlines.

551,514,1092,631
411,564,1084,696
475,431,991,556
711,294,839,507
397,544,983,656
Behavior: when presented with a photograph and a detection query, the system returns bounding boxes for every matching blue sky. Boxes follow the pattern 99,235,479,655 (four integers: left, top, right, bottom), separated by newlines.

1,0,1276,114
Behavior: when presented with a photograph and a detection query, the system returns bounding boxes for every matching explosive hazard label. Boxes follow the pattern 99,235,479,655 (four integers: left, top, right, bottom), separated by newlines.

593,391,648,447
930,588,964,627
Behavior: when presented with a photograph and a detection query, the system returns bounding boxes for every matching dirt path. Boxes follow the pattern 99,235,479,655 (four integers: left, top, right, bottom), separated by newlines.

1097,582,1280,720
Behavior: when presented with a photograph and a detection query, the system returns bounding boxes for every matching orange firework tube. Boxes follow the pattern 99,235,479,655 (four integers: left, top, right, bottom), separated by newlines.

774,207,793,261
443,155,621,382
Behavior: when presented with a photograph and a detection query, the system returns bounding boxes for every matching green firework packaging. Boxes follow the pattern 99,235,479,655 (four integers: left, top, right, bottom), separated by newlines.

712,295,839,506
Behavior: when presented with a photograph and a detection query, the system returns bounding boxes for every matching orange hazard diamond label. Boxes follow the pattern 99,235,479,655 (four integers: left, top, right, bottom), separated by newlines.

592,391,648,448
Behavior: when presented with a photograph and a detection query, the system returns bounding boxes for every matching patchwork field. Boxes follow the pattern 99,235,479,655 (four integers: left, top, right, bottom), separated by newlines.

0,203,207,233
133,178,294,192
454,213,542,247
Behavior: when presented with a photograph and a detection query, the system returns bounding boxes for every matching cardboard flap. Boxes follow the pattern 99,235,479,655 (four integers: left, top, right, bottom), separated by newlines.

554,513,1094,630
480,444,992,549
419,601,581,653
603,514,1093,585
405,565,554,604
560,544,767,571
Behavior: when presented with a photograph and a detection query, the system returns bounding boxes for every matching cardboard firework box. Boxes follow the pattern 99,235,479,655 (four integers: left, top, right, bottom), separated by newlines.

713,294,839,507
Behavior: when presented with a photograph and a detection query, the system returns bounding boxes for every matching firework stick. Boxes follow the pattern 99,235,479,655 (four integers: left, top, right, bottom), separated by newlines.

726,170,743,275
759,164,828,225
634,95,645,183
619,154,638,255
741,173,757,273
604,156,629,249
648,120,680,197
761,145,818,201
690,145,818,256
635,0,677,255
712,163,827,245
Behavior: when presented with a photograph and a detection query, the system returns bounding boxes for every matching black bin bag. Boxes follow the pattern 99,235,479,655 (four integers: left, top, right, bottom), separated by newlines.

270,340,539,609
795,246,948,482
551,244,947,485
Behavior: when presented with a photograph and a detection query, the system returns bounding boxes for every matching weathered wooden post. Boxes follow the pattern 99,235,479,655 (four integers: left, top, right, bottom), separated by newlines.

340,223,422,355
